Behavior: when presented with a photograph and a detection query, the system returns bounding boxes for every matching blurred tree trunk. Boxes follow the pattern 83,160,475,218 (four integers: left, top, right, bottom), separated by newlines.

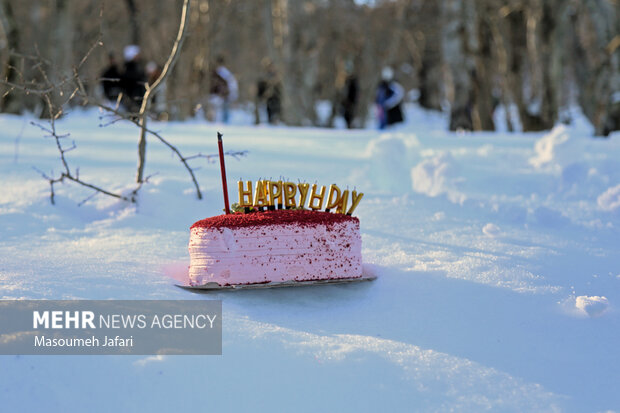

444,0,496,131
0,0,21,113
265,0,321,126
323,1,354,128
124,0,140,45
385,0,407,65
505,7,546,131
537,0,565,130
356,7,381,128
417,0,443,111
270,0,305,125
288,0,319,126
47,0,74,116
488,4,514,131
501,1,567,132
473,3,496,131
263,0,276,62
171,0,209,120
572,0,620,136
504,8,533,129
444,0,475,131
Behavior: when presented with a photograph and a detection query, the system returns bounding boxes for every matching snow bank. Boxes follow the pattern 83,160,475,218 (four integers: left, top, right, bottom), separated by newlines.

364,133,419,193
410,152,466,204
529,125,570,170
482,223,501,238
575,295,610,318
232,317,564,412
530,124,620,202
2,106,620,411
597,184,620,212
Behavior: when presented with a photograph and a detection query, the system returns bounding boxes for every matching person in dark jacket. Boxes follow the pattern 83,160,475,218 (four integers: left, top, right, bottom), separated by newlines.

375,66,404,129
342,72,359,129
121,45,146,113
100,52,122,102
256,60,281,124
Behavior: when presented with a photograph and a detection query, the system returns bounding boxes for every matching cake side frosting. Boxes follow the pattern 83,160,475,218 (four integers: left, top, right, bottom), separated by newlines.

191,209,357,230
188,211,362,286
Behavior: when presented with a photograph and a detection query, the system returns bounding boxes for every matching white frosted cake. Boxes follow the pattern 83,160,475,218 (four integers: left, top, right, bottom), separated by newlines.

188,209,362,286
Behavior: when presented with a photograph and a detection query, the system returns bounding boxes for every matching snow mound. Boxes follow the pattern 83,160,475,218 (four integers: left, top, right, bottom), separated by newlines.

529,125,569,170
575,295,609,318
597,184,620,212
411,152,466,204
364,133,419,192
482,223,501,238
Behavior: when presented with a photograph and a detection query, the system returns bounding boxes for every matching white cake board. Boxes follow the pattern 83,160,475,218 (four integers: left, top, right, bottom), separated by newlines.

176,267,376,292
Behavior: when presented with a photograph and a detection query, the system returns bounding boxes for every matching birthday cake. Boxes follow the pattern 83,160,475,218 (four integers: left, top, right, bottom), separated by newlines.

188,209,362,286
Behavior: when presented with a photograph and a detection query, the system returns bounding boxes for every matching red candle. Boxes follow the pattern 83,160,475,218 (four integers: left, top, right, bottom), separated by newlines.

217,132,231,214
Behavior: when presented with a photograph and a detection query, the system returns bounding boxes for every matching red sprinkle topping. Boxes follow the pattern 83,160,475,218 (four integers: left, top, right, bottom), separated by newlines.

190,209,359,230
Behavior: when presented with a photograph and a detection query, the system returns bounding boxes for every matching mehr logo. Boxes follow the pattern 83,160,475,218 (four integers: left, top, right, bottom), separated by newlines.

33,311,96,329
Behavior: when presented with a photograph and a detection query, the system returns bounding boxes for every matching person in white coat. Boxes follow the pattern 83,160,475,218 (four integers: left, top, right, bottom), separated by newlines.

209,55,238,123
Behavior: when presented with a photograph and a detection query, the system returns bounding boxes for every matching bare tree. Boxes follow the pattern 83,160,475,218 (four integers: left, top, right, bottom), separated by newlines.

136,0,191,185
1,0,247,206
8,43,140,205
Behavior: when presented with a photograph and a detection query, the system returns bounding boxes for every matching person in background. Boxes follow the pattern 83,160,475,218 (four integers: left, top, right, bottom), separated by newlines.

341,61,359,129
121,45,146,113
375,66,404,129
255,59,281,124
146,61,161,87
145,61,168,120
209,55,238,123
100,52,122,103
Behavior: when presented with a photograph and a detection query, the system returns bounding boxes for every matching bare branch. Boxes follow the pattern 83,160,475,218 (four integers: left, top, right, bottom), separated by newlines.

62,173,129,202
77,191,100,207
76,34,103,70
31,92,134,205
136,0,191,185
184,150,249,163
83,91,212,201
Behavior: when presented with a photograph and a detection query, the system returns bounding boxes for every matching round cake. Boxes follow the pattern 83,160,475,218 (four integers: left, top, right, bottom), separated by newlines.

188,209,362,286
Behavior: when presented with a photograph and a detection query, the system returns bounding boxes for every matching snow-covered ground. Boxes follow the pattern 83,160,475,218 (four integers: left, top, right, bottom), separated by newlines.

1,105,619,412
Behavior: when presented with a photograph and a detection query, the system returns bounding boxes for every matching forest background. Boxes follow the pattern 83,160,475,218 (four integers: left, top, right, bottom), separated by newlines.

0,0,618,135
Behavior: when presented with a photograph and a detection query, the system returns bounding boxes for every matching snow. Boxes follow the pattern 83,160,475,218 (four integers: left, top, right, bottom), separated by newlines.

482,223,501,238
411,151,466,204
598,184,620,212
529,125,570,170
1,105,619,412
574,295,610,318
